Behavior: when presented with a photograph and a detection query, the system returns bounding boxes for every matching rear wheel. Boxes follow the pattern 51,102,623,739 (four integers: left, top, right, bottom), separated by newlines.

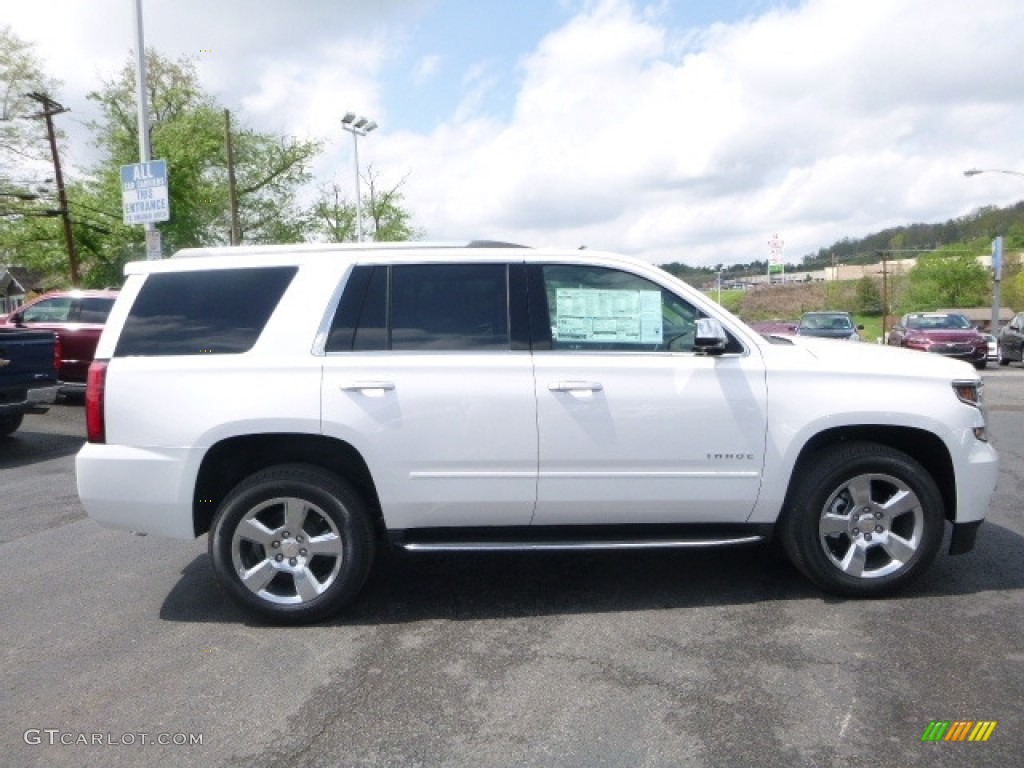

779,442,944,597
209,464,374,624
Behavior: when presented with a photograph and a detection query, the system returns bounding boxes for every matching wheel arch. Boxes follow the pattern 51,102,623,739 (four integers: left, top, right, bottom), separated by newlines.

783,425,955,524
193,433,381,537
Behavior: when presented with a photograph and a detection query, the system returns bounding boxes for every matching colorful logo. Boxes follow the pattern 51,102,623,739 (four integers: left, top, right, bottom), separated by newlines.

921,721,997,742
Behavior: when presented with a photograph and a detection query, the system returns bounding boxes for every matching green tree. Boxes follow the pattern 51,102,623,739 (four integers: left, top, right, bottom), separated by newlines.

904,251,989,310
308,168,421,243
308,182,357,243
0,26,70,279
77,50,321,282
364,166,422,242
0,26,60,179
853,276,883,315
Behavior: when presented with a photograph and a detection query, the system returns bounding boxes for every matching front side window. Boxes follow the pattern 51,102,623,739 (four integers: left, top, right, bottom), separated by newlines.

21,297,73,323
537,265,702,352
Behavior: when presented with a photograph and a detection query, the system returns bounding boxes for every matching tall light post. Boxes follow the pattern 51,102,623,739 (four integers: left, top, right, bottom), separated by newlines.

964,167,1024,333
341,112,377,242
134,0,160,259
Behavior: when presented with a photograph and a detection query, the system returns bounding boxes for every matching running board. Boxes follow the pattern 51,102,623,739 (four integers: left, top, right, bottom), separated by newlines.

390,524,773,553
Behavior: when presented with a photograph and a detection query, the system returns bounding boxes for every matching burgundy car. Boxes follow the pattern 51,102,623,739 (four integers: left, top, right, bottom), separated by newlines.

886,312,988,369
1,290,119,388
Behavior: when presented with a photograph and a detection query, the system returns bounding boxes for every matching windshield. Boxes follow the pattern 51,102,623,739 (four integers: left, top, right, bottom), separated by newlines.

799,313,852,330
906,314,970,330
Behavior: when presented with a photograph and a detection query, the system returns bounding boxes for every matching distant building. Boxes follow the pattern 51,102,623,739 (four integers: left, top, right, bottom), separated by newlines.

937,307,1015,333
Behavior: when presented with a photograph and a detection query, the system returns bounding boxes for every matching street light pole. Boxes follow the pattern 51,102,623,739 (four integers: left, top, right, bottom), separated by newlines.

341,112,378,242
963,167,1024,333
134,0,159,259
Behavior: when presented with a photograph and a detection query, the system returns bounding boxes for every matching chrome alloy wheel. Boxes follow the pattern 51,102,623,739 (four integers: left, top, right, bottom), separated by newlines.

817,472,924,579
231,496,345,605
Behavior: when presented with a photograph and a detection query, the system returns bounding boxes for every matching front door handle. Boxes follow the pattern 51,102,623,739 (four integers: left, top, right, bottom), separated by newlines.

548,381,603,393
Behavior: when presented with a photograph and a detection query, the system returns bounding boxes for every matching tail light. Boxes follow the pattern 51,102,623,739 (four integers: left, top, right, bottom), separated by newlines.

52,333,62,372
85,361,108,444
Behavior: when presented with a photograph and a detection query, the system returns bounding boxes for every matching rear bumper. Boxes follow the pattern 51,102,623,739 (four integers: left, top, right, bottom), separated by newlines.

0,384,59,415
27,384,60,411
76,443,198,539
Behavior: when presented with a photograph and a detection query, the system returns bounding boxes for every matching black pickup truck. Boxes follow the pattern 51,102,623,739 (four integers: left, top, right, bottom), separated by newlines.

0,328,60,436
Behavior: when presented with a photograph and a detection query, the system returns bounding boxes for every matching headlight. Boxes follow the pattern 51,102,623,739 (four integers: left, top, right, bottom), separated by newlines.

954,380,988,442
953,379,983,407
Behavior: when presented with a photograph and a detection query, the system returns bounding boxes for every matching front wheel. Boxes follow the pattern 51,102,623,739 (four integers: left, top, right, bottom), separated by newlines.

209,464,374,624
779,442,944,597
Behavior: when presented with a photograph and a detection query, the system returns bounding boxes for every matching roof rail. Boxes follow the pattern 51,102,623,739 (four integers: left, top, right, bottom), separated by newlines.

465,240,530,249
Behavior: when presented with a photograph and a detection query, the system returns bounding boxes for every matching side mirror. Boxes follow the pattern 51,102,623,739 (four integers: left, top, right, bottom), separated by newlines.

694,317,728,356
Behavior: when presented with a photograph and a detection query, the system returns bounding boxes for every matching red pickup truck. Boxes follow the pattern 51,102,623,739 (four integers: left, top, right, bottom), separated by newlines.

1,290,118,390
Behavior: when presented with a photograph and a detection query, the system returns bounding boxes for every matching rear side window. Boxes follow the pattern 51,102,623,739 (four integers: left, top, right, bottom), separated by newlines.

392,264,508,350
114,267,297,356
326,263,509,352
79,297,116,323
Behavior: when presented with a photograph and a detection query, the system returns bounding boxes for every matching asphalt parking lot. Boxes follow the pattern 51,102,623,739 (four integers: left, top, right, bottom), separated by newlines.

1,367,1022,768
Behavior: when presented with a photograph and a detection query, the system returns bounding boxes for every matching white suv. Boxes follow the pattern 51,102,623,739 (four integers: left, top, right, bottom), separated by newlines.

76,242,999,623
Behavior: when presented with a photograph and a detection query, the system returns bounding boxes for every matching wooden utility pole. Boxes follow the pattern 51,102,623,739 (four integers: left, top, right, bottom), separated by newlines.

224,109,241,245
27,92,80,286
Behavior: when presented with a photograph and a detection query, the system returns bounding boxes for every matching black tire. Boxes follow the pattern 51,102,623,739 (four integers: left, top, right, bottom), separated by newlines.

0,413,24,437
973,359,987,370
779,442,944,598
209,463,374,624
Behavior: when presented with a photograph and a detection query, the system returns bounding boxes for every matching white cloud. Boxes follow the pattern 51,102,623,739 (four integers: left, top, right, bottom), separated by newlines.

7,0,1024,267
412,54,441,85
390,0,1024,265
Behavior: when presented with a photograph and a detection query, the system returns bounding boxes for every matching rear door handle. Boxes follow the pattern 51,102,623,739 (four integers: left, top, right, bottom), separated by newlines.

548,381,603,393
340,381,395,394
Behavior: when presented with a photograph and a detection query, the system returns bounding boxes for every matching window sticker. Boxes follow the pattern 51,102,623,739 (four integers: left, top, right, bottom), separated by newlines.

554,288,662,344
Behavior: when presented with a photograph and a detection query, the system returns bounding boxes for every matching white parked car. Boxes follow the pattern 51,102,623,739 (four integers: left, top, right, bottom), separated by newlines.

983,333,998,361
76,242,999,623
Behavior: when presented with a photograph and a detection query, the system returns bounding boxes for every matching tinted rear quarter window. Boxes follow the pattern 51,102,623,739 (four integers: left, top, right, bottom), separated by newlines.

114,267,297,356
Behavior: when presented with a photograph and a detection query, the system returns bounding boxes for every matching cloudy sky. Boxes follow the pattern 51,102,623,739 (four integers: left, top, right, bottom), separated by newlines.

5,0,1024,267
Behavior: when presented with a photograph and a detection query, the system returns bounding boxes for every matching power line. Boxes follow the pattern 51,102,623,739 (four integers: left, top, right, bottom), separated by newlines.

67,199,122,221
